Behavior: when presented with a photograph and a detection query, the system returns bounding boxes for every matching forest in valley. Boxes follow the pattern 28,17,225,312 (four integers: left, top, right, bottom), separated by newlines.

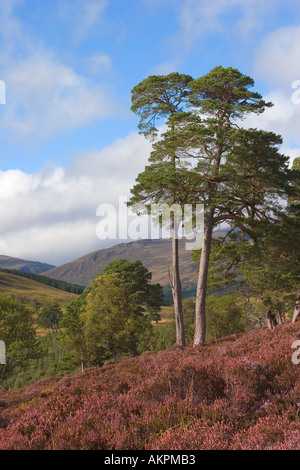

0,66,299,450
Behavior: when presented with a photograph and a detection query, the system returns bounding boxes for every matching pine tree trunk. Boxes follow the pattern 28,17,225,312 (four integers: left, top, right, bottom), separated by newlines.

292,289,300,323
171,223,185,346
112,349,118,364
266,310,277,330
193,208,214,346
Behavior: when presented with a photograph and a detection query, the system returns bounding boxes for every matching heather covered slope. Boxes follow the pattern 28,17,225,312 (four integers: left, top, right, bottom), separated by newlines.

0,323,299,450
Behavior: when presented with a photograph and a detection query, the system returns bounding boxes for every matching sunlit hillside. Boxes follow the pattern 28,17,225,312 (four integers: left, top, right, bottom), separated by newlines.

0,272,78,307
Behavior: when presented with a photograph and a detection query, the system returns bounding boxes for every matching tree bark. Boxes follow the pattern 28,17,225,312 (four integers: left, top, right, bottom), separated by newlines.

111,349,118,365
266,310,278,330
171,222,185,346
292,289,300,323
130,333,139,357
193,208,214,346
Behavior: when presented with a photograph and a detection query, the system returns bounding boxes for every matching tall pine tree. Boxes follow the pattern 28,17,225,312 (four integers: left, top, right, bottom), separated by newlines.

185,66,292,344
130,73,193,346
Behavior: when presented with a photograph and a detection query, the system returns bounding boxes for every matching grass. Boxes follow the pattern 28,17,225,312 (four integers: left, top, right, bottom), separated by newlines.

0,272,78,307
157,306,174,324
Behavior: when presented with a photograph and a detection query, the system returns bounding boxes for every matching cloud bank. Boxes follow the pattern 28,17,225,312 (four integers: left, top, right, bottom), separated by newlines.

0,132,151,265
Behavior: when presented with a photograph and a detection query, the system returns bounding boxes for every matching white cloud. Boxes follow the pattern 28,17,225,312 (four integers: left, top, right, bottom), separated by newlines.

248,24,300,159
0,124,297,266
0,1,115,143
243,90,300,142
0,222,99,266
0,132,152,265
238,90,300,168
255,25,300,87
0,52,115,141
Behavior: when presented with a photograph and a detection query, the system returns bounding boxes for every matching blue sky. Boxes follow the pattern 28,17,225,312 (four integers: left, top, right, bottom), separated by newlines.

0,0,300,265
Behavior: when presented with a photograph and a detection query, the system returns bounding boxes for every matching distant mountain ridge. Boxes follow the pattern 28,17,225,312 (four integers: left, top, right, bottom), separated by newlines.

0,255,55,274
43,238,200,287
42,236,226,287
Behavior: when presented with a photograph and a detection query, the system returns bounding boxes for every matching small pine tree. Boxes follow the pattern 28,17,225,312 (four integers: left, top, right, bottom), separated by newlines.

37,302,63,332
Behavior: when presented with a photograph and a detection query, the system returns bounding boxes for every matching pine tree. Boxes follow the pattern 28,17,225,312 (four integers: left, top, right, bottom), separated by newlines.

0,296,40,383
130,73,193,346
185,66,292,344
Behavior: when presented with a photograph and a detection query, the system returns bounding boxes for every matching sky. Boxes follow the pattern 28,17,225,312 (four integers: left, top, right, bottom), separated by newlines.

0,0,300,266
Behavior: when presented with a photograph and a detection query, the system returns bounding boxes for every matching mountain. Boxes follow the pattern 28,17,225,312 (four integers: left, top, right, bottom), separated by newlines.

0,255,55,274
42,238,201,287
0,322,299,450
0,271,78,307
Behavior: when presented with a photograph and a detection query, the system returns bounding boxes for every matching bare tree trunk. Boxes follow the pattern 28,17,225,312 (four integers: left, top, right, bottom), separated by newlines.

112,349,118,365
266,310,278,330
263,298,278,330
193,208,214,346
171,222,185,346
292,289,300,323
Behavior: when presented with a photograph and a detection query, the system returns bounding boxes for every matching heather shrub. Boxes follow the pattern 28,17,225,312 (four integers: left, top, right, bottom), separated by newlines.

231,415,300,450
147,420,234,450
0,323,299,450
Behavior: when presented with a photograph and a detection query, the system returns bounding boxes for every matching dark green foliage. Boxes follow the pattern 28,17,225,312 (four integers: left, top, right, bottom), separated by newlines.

131,73,193,137
130,66,294,345
162,282,198,304
5,332,71,389
160,297,249,347
37,302,63,332
181,66,293,344
84,274,153,364
0,295,41,384
59,291,90,367
60,261,162,366
145,311,161,324
100,259,163,316
188,65,272,118
200,212,300,327
30,298,42,313
206,293,250,339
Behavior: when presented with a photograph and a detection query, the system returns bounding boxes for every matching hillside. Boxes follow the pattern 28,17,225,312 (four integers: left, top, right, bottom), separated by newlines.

0,255,55,274
0,272,78,307
42,237,221,287
0,322,299,450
